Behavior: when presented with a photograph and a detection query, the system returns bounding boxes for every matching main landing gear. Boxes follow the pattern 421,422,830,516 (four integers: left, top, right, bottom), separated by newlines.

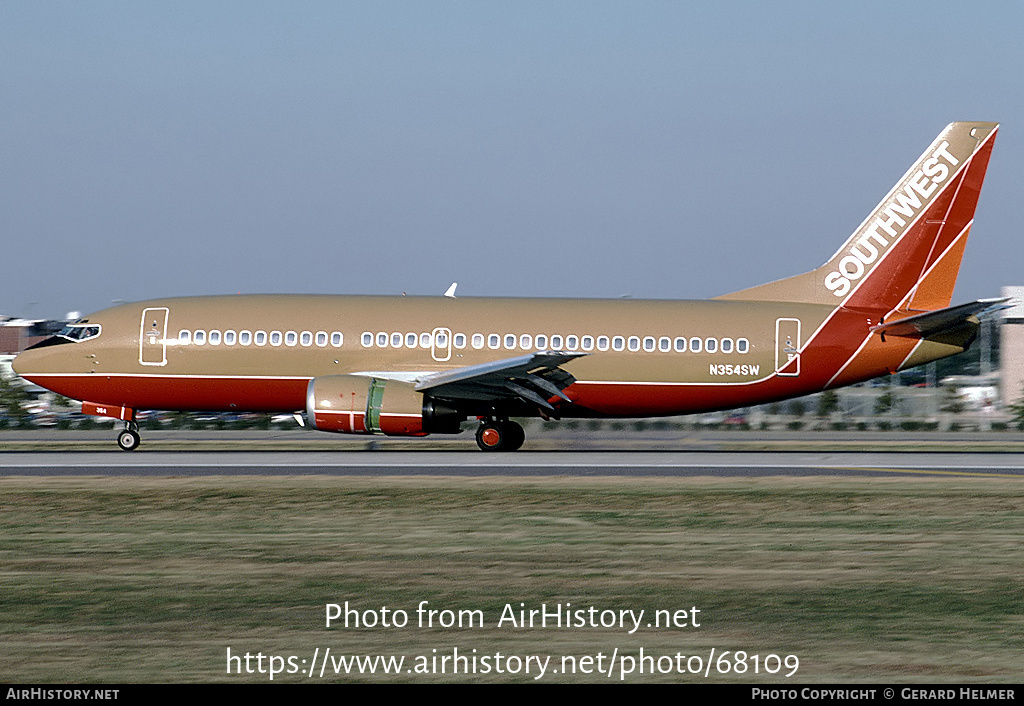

475,419,525,452
117,421,141,451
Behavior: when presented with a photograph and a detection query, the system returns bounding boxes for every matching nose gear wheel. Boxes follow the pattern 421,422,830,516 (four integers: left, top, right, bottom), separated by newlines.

116,420,141,451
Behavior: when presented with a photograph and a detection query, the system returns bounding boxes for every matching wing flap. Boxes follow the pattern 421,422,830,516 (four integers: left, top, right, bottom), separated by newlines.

415,351,586,408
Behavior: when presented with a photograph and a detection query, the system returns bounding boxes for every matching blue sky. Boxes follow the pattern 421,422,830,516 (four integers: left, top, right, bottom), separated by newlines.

3,1,1022,318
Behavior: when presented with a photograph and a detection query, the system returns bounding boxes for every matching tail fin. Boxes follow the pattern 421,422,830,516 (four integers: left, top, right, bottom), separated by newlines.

717,122,998,312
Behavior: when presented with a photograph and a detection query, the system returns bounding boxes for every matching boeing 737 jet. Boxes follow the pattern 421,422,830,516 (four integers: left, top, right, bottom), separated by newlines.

13,122,1001,451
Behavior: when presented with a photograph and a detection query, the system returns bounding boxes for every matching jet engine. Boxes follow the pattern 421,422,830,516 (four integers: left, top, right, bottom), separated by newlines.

306,375,463,436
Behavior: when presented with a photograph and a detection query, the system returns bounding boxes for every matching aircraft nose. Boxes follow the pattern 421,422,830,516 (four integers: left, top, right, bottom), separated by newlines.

11,345,52,380
11,349,36,377
12,334,75,380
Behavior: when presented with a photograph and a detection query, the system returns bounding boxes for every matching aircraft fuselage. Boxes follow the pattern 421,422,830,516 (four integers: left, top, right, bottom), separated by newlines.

16,294,850,417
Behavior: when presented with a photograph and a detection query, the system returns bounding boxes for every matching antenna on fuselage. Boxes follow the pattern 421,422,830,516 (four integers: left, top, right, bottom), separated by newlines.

444,282,458,298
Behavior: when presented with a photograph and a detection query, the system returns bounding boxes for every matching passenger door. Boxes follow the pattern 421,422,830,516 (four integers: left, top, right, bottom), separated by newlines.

140,307,169,366
775,317,801,376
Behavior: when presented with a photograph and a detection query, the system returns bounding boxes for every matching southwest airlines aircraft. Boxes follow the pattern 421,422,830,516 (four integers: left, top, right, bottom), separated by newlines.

13,122,1001,451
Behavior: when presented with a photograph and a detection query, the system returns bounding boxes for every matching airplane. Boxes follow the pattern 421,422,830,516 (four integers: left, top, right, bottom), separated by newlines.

13,121,1001,452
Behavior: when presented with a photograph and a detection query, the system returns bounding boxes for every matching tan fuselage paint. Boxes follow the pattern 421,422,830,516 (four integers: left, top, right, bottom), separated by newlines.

17,294,846,416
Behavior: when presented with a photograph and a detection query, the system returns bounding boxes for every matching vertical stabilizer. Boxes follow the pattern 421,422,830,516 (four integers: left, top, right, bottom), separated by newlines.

717,122,998,312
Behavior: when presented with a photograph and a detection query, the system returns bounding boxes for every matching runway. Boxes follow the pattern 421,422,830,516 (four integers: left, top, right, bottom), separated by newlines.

3,450,1024,478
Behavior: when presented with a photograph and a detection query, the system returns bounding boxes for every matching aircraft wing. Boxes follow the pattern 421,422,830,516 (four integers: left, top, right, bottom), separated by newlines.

414,351,587,411
871,298,1010,339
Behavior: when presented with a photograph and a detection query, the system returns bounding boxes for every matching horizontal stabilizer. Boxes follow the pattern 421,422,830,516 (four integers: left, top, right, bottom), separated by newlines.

871,298,1009,339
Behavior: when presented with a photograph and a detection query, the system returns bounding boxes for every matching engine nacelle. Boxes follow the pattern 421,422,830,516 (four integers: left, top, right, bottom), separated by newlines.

306,375,463,436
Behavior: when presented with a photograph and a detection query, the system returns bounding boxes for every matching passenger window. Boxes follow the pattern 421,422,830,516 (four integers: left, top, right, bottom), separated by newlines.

720,338,733,353
362,332,373,347
519,334,533,350
209,330,221,346
551,335,564,349
642,336,655,352
628,336,640,352
504,334,516,350
300,331,313,346
535,334,548,349
737,338,750,353
376,332,388,347
658,337,670,352
488,334,500,349
612,336,625,351
406,333,418,348
454,333,467,349
472,333,484,349
674,337,687,352
224,330,237,345
596,336,609,351
315,331,328,347
255,331,267,346
581,335,594,351
391,332,403,348
270,331,282,346
420,332,431,348
285,331,297,346
705,338,718,353
330,332,343,347
178,330,191,344
689,337,702,353
566,335,579,351
194,330,206,345
239,330,252,346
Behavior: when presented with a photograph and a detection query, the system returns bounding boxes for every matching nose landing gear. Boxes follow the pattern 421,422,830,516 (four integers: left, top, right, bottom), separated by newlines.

475,419,525,451
117,421,141,451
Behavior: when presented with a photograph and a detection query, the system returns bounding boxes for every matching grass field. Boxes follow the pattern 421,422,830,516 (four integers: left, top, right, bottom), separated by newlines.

1,475,1022,682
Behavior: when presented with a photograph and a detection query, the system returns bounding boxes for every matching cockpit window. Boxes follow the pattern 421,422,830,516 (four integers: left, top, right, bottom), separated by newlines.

56,323,101,342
